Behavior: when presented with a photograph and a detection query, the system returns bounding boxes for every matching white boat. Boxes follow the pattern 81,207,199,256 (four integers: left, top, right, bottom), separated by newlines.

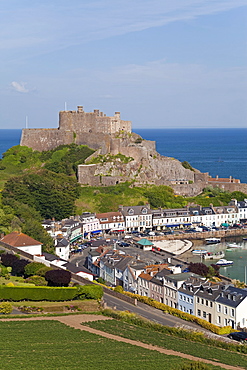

203,251,225,260
216,259,233,266
192,249,208,255
205,238,221,244
227,243,242,248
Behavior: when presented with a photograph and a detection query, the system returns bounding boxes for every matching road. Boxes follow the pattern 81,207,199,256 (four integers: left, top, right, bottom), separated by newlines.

103,292,209,333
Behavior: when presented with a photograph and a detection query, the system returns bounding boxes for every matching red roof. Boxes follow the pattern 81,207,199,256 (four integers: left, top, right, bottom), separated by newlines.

0,232,42,247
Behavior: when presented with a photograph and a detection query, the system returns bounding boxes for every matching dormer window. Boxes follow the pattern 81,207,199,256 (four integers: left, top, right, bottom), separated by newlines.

128,209,134,215
142,208,148,214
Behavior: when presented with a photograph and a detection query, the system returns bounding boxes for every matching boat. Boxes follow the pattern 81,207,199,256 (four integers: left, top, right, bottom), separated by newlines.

216,259,233,266
203,251,225,260
205,238,221,244
192,249,208,255
227,243,242,249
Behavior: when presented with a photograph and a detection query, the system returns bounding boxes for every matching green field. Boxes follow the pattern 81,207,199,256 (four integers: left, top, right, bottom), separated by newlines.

84,319,247,369
0,320,223,370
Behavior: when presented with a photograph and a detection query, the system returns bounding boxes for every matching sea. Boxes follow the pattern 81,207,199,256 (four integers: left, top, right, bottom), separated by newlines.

1,128,247,281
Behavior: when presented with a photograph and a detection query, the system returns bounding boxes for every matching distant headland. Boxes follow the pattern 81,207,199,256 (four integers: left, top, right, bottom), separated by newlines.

20,106,246,196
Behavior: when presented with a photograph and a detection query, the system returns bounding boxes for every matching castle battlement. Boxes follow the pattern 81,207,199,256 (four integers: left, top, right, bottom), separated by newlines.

59,106,131,135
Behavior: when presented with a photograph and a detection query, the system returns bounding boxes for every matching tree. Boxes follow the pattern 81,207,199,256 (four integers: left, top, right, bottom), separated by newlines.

1,253,19,268
45,269,71,287
188,262,209,277
11,259,30,276
2,169,81,219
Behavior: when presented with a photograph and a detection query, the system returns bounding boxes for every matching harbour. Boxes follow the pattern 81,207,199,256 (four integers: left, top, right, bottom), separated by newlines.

181,236,247,283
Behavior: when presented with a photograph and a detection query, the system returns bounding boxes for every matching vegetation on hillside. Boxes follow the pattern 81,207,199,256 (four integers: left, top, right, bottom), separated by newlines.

0,144,246,244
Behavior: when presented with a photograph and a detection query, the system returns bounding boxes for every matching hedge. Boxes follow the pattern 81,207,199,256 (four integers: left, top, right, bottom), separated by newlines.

120,291,234,335
77,285,103,300
0,285,103,302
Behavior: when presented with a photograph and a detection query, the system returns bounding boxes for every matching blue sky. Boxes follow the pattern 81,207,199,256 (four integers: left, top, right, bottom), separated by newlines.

1,0,247,129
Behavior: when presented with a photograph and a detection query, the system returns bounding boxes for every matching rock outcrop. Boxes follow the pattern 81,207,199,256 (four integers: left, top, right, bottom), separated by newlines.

20,105,244,196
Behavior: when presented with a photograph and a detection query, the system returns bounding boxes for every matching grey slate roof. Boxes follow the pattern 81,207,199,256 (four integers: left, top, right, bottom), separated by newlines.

216,285,247,308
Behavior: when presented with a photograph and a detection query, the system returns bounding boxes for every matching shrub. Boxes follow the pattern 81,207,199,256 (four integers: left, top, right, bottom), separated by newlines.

114,285,124,293
76,285,103,300
25,275,48,286
24,262,46,277
36,266,53,277
0,302,12,314
18,305,44,313
45,269,71,287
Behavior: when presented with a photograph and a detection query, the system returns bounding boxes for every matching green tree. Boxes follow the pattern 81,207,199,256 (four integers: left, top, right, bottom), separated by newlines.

2,169,80,219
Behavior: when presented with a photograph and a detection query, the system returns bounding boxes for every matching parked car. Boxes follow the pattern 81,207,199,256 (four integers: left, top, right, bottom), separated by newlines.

228,331,247,343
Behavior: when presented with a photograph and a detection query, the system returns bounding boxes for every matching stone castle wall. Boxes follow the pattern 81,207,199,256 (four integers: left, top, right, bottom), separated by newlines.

20,105,247,197
21,106,131,153
59,106,131,134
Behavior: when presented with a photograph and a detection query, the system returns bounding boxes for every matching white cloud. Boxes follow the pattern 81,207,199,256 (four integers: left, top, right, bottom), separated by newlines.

11,81,30,93
1,0,246,53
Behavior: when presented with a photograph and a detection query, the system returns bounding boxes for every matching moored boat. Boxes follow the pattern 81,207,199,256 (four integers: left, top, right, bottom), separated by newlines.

216,258,233,266
203,251,225,260
227,243,242,249
192,249,208,255
205,238,221,244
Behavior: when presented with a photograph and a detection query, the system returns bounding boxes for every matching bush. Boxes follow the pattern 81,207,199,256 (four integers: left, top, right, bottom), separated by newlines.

45,269,71,287
76,285,103,300
36,266,53,277
24,262,46,277
18,305,43,313
0,302,12,314
25,275,48,286
114,286,124,293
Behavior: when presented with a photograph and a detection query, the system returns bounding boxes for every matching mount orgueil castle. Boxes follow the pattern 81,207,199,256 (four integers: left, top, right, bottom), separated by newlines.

20,106,245,196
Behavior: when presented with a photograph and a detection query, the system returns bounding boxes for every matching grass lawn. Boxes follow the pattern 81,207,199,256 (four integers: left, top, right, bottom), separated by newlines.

84,319,247,369
0,320,222,370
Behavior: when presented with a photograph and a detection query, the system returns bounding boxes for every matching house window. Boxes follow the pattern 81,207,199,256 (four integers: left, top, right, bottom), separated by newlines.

197,309,201,316
206,300,208,306
225,319,228,326
203,311,206,319
217,316,221,324
210,302,213,308
217,304,221,312
197,297,200,303
201,299,204,305
224,306,228,315
231,309,234,317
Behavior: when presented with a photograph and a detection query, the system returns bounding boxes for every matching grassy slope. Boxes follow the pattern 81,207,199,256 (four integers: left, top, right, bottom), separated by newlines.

0,320,221,370
84,320,247,369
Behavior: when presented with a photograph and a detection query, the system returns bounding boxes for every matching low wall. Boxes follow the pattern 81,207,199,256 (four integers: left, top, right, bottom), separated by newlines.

148,228,247,241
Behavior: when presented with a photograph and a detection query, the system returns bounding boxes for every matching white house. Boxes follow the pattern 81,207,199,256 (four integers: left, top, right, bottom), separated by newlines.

0,231,42,255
